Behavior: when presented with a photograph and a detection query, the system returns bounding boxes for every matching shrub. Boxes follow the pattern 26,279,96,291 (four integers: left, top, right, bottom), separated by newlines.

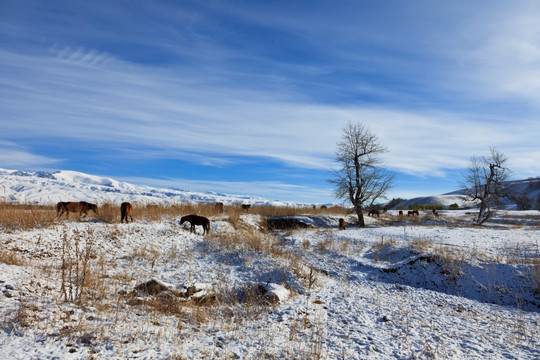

448,203,460,210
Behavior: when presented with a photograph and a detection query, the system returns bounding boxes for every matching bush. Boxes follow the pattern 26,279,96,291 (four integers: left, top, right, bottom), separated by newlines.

514,196,533,210
448,203,460,210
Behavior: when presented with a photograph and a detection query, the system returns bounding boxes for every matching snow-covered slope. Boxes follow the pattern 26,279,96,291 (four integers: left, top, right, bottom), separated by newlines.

0,168,302,206
396,178,540,210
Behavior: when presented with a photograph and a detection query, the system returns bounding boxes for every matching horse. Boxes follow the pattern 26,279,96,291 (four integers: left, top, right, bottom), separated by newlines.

241,204,251,211
57,201,97,218
215,202,224,214
399,210,404,216
368,209,380,217
180,214,211,235
338,218,346,230
407,210,419,216
120,202,133,223
320,205,327,209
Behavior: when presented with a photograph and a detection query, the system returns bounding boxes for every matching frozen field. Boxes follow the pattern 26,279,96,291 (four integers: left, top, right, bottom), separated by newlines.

1,210,539,359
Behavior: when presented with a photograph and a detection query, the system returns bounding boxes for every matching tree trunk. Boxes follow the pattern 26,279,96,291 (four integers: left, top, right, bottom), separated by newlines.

355,207,365,227
476,163,496,225
476,201,487,224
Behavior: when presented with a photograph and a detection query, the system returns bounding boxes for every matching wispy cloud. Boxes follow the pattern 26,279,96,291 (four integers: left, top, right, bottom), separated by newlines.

1,46,538,177
0,141,61,168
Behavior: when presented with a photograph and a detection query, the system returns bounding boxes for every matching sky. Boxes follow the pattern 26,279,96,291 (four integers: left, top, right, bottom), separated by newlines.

1,0,539,204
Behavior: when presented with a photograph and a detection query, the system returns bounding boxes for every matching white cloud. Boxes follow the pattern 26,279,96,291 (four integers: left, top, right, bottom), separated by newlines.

0,141,61,168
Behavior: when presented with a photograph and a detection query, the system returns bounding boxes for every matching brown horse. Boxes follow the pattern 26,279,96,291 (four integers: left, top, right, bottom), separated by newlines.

120,202,133,223
241,204,251,211
57,201,97,218
215,202,224,214
368,209,380,217
338,218,346,230
180,214,210,235
407,210,419,216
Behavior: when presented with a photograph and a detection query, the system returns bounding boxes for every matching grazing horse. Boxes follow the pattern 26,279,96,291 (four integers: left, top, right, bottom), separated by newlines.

57,201,97,218
241,204,251,211
215,202,224,214
320,205,327,209
120,202,133,223
399,210,404,216
180,214,211,235
338,218,346,230
368,209,380,217
407,210,419,216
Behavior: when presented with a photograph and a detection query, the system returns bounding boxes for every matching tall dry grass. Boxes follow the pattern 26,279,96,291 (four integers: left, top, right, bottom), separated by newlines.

1,202,351,229
0,202,56,231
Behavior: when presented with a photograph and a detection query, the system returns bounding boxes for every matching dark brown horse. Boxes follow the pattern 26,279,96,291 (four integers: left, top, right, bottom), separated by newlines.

241,204,251,211
368,209,380,217
120,202,133,223
407,210,419,216
180,214,210,235
215,202,224,214
56,201,97,218
338,218,346,230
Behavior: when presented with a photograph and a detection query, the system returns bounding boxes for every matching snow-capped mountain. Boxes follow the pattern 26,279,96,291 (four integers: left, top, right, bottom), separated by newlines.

0,168,302,206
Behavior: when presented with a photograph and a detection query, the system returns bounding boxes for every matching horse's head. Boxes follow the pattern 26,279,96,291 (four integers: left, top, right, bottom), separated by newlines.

88,203,98,212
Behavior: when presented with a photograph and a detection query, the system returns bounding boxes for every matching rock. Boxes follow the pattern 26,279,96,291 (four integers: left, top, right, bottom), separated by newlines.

128,297,145,306
136,278,178,296
261,283,290,303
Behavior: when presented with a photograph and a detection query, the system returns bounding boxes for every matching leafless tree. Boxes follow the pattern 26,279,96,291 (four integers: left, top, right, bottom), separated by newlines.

329,121,394,227
462,147,512,224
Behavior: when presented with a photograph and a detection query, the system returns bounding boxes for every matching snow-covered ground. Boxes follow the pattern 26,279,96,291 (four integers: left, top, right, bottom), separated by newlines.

1,209,539,359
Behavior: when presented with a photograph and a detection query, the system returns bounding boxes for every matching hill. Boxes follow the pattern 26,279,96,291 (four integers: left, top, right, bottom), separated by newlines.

395,178,540,210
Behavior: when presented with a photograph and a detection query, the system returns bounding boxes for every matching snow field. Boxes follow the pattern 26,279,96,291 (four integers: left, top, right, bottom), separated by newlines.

0,211,539,359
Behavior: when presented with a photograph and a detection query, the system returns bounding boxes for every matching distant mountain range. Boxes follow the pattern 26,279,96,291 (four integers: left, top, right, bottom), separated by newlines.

1,168,539,209
0,168,302,207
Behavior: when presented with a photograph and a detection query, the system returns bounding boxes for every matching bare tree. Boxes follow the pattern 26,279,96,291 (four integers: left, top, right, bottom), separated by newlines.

329,121,394,227
462,147,512,224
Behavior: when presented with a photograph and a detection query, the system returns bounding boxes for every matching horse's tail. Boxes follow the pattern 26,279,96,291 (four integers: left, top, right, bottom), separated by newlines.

56,202,63,215
205,219,211,234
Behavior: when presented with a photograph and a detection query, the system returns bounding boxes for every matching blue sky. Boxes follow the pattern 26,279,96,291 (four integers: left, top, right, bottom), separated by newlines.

1,0,539,204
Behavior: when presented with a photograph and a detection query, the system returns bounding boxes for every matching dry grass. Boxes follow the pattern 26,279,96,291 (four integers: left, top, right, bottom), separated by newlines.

410,237,434,252
0,202,56,231
0,202,350,230
370,236,397,252
0,247,28,266
60,227,98,303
